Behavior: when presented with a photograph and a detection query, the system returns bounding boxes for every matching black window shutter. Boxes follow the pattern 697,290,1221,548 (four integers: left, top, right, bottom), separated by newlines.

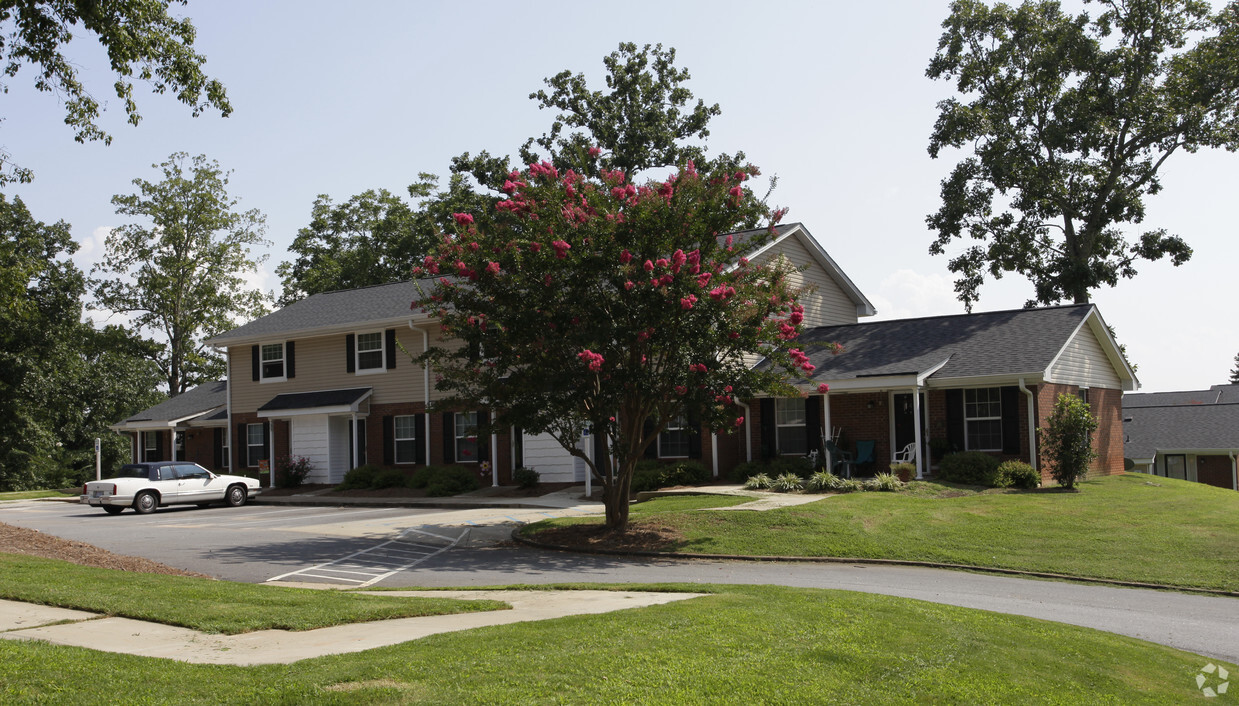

385,329,397,369
154,431,165,461
251,345,260,382
443,412,456,463
477,410,491,463
382,415,394,465
213,428,223,469
760,399,776,458
1001,386,1021,455
687,410,702,459
513,426,523,468
237,423,246,467
643,417,657,459
345,334,356,373
415,414,426,464
806,395,822,457
286,341,296,379
946,390,965,453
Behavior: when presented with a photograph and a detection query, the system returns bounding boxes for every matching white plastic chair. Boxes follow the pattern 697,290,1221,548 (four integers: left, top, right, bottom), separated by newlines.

893,442,917,465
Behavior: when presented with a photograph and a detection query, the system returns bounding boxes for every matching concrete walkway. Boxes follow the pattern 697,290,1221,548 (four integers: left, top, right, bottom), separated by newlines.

0,590,705,665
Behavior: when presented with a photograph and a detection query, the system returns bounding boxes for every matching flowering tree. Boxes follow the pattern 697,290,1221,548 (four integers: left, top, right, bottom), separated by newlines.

415,156,820,530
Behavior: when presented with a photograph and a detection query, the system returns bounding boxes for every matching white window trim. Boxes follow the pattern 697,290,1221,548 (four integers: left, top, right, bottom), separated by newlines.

221,444,230,469
455,412,479,463
393,415,418,465
260,342,286,383
964,387,1002,452
246,423,265,468
658,415,690,459
354,331,387,376
775,398,808,456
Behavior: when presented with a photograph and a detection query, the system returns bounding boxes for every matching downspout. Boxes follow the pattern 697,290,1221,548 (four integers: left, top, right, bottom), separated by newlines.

710,432,719,478
1018,378,1036,469
1230,452,1237,491
490,410,499,487
737,401,753,462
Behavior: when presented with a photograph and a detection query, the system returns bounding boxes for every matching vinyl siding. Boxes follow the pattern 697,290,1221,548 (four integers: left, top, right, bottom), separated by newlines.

756,236,858,327
1047,323,1122,389
230,327,430,414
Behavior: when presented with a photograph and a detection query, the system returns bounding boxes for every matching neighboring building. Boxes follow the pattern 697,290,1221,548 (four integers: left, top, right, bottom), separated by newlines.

114,223,1137,487
1123,384,1239,491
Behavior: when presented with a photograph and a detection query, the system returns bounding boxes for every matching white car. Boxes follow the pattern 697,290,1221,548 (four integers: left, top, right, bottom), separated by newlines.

81,462,262,515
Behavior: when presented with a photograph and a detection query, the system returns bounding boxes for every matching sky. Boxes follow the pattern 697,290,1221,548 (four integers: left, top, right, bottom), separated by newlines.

5,0,1237,393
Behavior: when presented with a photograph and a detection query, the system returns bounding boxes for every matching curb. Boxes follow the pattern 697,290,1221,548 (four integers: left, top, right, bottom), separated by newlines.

511,528,1239,599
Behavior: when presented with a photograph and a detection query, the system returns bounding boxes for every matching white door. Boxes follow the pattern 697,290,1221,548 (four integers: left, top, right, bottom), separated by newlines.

522,431,585,483
289,415,331,483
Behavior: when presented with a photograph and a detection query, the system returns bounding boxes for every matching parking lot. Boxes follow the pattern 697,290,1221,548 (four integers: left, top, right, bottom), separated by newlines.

0,499,597,585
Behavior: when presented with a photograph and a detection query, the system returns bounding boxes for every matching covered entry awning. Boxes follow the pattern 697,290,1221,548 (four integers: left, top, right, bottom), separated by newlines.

256,388,373,418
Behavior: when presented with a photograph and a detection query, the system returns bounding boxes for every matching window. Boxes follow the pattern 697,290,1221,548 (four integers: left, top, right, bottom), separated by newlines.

455,412,479,462
394,416,418,464
1164,454,1187,480
174,431,185,461
143,432,157,453
775,398,807,455
246,423,266,467
658,415,690,458
261,343,285,380
221,443,230,469
175,463,209,480
356,332,384,372
964,388,1002,451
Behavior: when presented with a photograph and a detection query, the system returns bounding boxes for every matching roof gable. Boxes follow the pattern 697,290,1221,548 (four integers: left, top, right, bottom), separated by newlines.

114,381,227,427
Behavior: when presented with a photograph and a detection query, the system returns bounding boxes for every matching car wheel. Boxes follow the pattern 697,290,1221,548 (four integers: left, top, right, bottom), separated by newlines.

225,485,247,508
102,505,124,515
133,491,158,515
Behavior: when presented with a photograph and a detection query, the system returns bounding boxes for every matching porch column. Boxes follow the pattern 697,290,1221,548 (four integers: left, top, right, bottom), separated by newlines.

351,413,359,470
912,387,924,480
490,410,499,487
821,393,831,469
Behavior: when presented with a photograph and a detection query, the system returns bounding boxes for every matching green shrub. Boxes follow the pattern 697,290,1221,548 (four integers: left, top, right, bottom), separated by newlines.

1041,393,1098,489
727,456,813,483
995,460,1040,489
630,460,709,494
744,473,774,490
937,451,1000,486
888,462,916,481
868,472,904,492
337,464,380,491
371,467,410,489
410,466,481,496
838,478,865,493
513,467,540,490
805,470,841,492
772,472,803,492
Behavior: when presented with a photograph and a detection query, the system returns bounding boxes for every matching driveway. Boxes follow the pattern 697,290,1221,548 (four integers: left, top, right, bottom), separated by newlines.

2,498,1237,664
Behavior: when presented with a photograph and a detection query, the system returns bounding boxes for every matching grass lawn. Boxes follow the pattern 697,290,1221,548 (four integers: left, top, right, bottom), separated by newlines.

525,473,1239,592
1,579,1232,704
0,490,71,501
0,554,507,634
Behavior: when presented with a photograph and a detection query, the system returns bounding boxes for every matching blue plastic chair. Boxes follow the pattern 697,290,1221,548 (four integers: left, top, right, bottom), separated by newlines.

854,441,876,475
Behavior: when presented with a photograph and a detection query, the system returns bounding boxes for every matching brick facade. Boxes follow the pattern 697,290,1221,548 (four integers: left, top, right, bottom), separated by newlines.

1195,455,1235,490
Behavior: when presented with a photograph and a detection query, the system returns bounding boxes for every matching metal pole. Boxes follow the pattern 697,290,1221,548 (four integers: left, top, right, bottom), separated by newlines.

94,438,101,481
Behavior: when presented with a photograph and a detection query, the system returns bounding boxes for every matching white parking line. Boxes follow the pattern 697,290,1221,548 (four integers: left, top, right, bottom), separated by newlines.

265,527,468,587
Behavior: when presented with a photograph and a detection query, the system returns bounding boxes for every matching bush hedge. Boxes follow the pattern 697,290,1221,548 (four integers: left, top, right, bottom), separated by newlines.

513,467,540,490
994,460,1040,489
631,460,709,494
727,456,814,483
337,464,381,491
937,451,1000,486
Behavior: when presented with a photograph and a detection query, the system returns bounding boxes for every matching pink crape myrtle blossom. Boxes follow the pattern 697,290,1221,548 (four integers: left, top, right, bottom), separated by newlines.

818,383,830,394
578,349,605,372
680,294,697,310
453,213,474,226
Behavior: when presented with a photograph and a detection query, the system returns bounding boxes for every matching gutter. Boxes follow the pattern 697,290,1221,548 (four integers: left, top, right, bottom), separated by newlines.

1018,377,1036,469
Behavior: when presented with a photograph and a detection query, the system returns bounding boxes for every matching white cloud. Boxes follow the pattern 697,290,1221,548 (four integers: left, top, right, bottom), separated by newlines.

71,225,112,273
868,269,964,321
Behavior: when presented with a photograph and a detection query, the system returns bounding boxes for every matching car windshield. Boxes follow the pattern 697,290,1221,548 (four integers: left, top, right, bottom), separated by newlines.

116,465,151,479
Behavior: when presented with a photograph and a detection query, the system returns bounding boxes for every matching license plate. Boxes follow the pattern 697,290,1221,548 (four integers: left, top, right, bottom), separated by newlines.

91,490,104,498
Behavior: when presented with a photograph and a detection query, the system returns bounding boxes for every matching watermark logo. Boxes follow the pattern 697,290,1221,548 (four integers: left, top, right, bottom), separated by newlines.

1197,663,1230,698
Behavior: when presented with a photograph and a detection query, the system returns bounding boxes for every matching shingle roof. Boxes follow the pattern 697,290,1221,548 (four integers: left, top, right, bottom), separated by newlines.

1124,384,1239,408
205,280,430,345
257,387,372,412
1123,404,1239,458
795,304,1095,383
117,381,227,425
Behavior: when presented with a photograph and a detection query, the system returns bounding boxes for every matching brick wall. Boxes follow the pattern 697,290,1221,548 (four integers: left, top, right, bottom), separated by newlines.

1195,455,1235,490
827,393,892,467
1035,383,1124,482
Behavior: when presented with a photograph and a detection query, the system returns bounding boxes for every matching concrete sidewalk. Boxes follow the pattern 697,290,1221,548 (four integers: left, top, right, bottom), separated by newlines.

0,590,706,665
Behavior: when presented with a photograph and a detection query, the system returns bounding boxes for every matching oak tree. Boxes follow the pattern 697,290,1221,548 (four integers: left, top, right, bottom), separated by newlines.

927,0,1239,308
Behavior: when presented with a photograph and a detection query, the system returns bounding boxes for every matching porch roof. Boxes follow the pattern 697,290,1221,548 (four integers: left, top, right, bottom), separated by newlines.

110,381,227,431
257,387,373,417
793,304,1096,389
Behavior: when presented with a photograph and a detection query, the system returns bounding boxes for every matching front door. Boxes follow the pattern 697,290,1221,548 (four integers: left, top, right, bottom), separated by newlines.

892,392,927,463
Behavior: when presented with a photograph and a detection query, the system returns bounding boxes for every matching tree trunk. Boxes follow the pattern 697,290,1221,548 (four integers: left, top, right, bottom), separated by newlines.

603,461,634,530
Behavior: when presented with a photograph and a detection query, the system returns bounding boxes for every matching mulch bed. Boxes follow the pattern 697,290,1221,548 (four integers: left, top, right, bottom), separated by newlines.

0,521,209,577
530,523,684,553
